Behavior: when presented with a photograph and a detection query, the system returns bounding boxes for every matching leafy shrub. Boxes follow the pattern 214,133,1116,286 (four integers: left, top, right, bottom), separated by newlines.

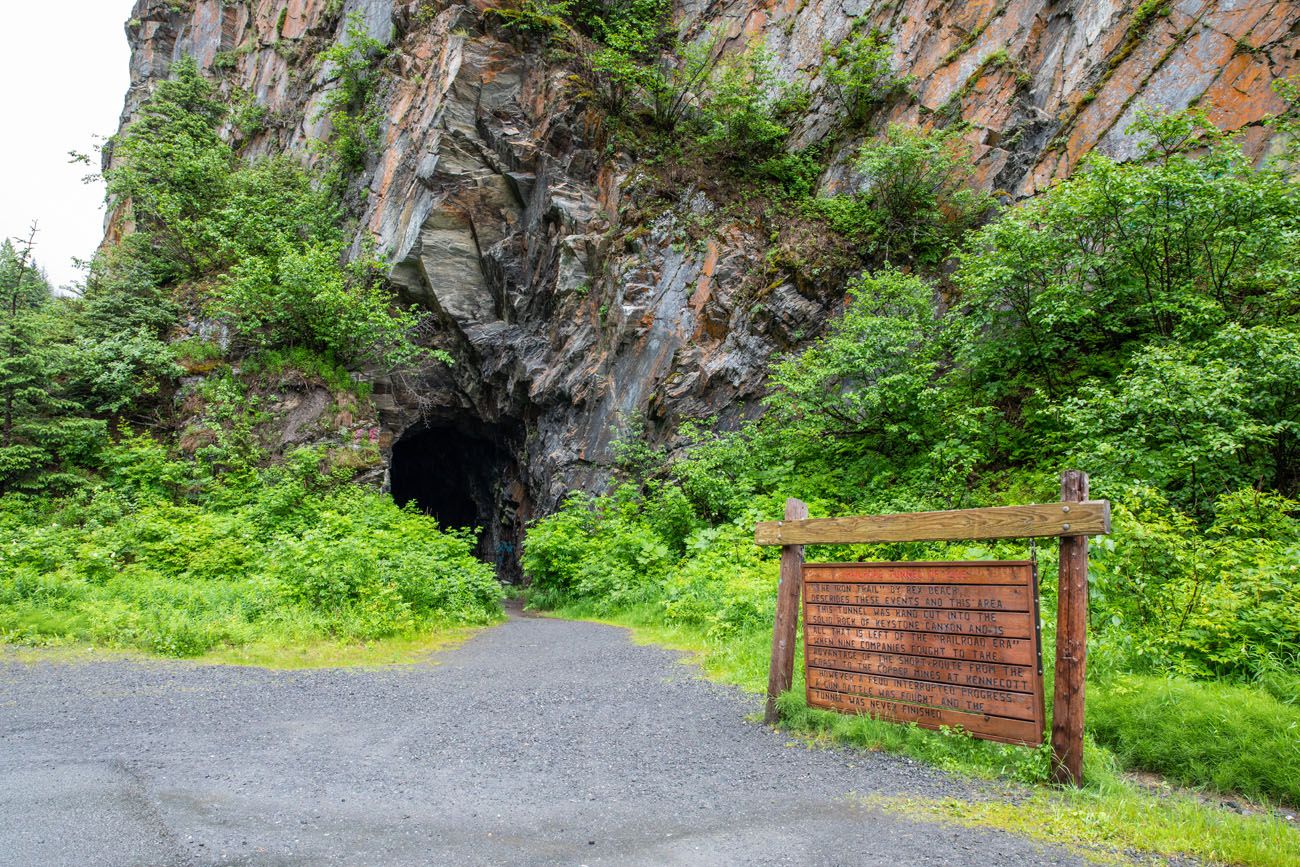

217,243,422,366
756,149,824,198
855,123,996,258
487,0,574,34
698,43,797,162
0,437,502,656
768,269,941,443
315,12,389,174
822,26,912,125
1061,326,1300,520
1089,488,1300,680
275,489,500,637
809,124,994,266
523,486,674,611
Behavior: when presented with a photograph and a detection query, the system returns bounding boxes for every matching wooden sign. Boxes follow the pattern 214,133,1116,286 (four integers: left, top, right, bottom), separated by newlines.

802,561,1046,746
759,475,1108,784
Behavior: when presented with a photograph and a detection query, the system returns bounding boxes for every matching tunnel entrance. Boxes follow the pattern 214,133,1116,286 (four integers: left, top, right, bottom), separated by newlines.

389,420,527,582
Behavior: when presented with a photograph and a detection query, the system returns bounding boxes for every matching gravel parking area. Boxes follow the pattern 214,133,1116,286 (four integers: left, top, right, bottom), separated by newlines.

0,609,1085,865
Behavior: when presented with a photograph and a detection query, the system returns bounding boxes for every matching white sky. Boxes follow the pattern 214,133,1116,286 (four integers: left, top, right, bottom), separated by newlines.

0,1,136,289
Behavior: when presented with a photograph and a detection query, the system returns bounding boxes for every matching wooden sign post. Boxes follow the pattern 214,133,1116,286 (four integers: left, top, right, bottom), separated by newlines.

765,497,807,724
1052,470,1089,786
756,471,1107,785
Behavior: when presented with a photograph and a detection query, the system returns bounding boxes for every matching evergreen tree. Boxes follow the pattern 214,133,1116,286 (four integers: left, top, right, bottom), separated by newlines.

0,228,105,493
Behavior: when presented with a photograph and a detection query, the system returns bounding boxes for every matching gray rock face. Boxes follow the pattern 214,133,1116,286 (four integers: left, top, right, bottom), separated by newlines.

108,0,1298,559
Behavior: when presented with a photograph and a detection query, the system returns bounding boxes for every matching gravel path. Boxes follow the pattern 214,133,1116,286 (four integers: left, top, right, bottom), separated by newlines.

0,608,1087,866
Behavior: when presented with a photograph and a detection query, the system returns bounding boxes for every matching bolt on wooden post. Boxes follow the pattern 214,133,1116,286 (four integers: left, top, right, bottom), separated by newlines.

1051,470,1090,786
765,497,807,725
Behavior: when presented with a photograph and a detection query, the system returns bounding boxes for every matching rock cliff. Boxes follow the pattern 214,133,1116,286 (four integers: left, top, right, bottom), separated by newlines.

111,0,1298,563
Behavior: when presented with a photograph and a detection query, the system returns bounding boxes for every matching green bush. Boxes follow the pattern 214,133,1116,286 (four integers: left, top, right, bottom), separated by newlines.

102,54,421,371
1089,675,1300,805
809,123,995,266
488,0,574,34
1089,488,1300,681
274,489,500,637
822,26,912,126
698,43,797,162
0,438,502,657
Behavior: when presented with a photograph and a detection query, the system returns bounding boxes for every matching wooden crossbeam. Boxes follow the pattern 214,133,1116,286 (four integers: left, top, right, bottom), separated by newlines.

754,500,1110,546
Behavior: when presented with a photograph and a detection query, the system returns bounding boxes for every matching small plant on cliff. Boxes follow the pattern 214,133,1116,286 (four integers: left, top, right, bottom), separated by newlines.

487,0,574,35
823,27,912,127
581,17,717,129
809,124,994,267
855,124,994,264
697,42,800,162
316,12,389,175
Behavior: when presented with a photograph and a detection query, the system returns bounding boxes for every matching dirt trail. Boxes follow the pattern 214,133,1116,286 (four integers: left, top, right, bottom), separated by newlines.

0,611,1086,865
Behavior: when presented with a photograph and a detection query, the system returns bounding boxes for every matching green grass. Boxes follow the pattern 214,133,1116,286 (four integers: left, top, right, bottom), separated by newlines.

2,625,486,670
1088,674,1300,806
538,597,1300,866
869,783,1300,867
197,625,483,667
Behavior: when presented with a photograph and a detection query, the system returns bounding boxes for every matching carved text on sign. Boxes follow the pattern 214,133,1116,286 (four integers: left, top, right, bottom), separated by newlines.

802,561,1046,745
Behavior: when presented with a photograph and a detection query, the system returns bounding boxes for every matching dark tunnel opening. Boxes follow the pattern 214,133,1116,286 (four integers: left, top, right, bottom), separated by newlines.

389,420,527,582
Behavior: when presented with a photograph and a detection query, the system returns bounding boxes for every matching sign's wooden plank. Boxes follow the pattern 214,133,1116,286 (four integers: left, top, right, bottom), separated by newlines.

755,501,1110,545
805,624,1037,667
805,646,1037,694
799,558,1046,747
804,603,1033,638
807,668,1037,719
805,581,1031,611
808,688,1043,745
804,562,1032,585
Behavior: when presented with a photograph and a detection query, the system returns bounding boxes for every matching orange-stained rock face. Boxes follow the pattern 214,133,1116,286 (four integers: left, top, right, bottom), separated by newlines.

109,0,1298,505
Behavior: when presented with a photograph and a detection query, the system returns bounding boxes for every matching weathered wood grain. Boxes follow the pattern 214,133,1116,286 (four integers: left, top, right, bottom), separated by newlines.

807,668,1037,719
755,501,1110,545
1052,472,1090,786
804,603,1034,638
804,624,1037,667
806,646,1037,693
804,581,1031,611
807,688,1043,745
803,562,1033,585
765,498,807,725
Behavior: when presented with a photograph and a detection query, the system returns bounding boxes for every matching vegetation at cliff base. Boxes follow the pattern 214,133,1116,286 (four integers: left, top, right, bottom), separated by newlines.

0,440,501,657
0,54,497,656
